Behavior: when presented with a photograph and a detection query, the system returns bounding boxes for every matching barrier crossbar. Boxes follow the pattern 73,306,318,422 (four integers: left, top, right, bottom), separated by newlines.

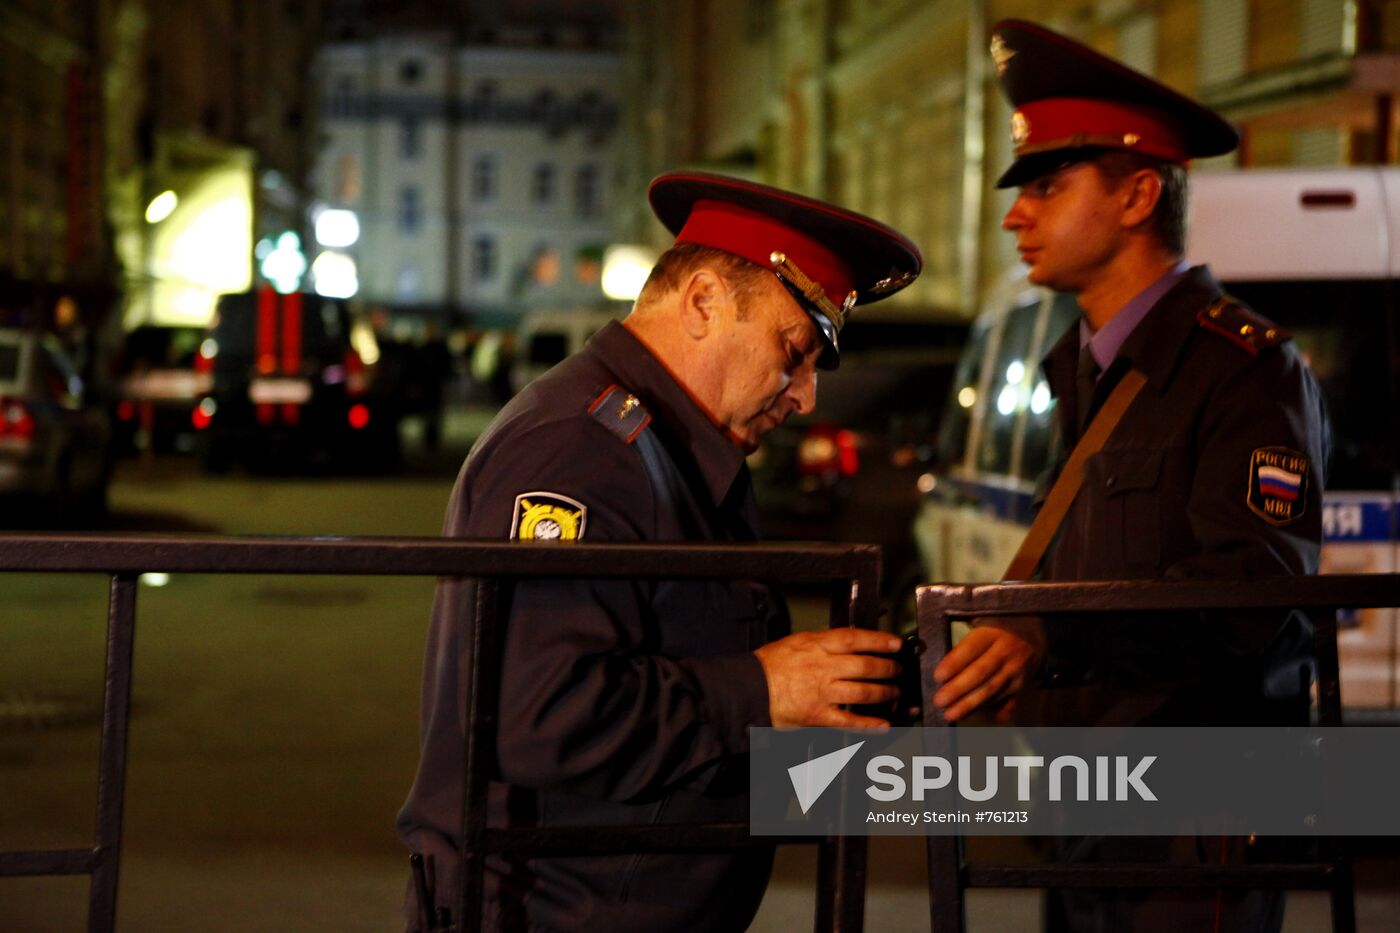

914,574,1397,933
0,533,882,933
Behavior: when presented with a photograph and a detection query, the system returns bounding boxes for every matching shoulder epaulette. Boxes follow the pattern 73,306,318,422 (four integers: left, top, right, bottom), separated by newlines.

586,383,652,444
1196,297,1291,356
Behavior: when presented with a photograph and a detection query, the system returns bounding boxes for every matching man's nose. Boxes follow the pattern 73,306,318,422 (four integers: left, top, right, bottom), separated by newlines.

789,368,817,415
1002,197,1027,231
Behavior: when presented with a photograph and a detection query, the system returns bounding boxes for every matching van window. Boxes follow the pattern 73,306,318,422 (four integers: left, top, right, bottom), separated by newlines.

0,344,18,382
526,333,569,366
1019,292,1081,481
937,316,992,469
977,297,1040,476
1224,279,1397,492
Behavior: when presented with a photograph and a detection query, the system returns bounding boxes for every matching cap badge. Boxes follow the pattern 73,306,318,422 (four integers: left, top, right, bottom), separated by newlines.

990,33,1016,76
869,269,916,295
1010,111,1031,146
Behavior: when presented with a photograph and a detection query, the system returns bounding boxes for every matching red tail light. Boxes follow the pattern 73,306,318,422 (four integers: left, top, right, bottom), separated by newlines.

116,400,136,421
348,403,370,430
0,398,35,445
191,398,214,430
797,424,859,478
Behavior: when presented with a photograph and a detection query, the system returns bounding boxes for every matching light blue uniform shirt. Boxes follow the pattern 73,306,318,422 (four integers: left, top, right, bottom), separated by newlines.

1079,259,1192,379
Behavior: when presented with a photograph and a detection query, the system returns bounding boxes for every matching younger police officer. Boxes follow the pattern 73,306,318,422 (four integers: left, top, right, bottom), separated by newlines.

397,172,922,931
930,20,1329,933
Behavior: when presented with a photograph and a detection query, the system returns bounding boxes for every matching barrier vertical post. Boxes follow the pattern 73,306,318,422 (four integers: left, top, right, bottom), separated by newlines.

89,574,138,933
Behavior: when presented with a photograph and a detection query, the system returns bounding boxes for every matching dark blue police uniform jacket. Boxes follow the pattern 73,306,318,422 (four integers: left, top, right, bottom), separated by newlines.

1031,265,1330,933
1035,265,1329,723
397,321,784,931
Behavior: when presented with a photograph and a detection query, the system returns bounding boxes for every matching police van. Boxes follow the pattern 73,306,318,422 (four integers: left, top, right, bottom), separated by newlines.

912,168,1400,712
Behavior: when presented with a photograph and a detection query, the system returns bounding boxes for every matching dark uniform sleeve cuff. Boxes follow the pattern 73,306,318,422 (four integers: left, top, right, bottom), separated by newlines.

686,652,772,752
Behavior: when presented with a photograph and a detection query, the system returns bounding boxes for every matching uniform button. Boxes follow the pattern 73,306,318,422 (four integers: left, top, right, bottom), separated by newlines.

754,593,769,616
1105,476,1116,488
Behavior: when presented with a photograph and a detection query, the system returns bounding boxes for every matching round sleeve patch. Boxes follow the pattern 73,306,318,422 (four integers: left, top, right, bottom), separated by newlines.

510,492,587,541
1247,447,1310,526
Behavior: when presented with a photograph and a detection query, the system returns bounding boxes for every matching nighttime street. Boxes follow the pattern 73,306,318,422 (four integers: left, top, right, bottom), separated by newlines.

7,0,1400,930
1,431,1398,930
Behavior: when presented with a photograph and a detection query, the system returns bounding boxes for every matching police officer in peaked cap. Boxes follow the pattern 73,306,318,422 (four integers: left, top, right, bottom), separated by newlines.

397,172,921,931
931,20,1329,933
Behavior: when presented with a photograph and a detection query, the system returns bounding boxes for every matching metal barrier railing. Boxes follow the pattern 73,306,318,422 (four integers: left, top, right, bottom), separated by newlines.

0,534,881,933
915,574,1400,933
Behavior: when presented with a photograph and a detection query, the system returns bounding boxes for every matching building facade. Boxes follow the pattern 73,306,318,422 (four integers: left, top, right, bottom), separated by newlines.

623,0,1400,318
313,35,623,323
0,0,113,312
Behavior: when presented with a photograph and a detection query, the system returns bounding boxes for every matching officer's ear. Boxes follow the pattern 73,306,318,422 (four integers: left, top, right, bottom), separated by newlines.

1119,168,1163,230
677,269,728,340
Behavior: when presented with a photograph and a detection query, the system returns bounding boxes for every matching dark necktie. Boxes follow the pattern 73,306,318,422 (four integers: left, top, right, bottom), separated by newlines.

1075,348,1100,431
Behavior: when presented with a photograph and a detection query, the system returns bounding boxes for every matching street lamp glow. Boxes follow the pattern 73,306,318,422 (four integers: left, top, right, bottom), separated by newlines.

601,244,658,301
996,385,1018,416
314,208,361,248
261,231,308,294
312,250,359,299
1030,381,1052,415
145,190,179,223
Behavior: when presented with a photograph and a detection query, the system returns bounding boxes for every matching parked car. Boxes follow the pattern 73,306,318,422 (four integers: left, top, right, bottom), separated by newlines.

749,314,966,589
511,307,622,394
112,324,209,455
196,288,399,472
0,327,112,520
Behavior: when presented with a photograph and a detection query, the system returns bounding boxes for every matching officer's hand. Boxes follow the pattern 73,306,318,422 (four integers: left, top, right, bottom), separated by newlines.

931,618,1045,722
755,628,904,729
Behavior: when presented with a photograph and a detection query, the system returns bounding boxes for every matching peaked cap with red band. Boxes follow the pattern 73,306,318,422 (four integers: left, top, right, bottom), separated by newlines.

990,19,1239,188
648,171,922,369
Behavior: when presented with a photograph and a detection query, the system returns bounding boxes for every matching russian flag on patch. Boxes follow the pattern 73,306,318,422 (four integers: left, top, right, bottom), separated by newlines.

1248,446,1310,525
1257,465,1302,502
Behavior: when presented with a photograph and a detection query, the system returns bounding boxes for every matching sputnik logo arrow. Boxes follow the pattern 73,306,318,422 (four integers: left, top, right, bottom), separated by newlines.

788,741,865,815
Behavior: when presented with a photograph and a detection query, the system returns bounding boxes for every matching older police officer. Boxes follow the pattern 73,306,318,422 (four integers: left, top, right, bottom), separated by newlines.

931,20,1330,933
397,171,922,931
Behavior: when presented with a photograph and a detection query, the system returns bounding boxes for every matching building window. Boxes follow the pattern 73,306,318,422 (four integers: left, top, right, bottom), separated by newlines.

472,155,497,202
399,186,421,233
1198,0,1246,88
745,0,774,40
330,76,356,118
396,265,421,301
400,59,423,84
1117,13,1158,75
472,236,497,282
575,164,600,217
531,244,560,286
531,163,555,206
401,116,422,159
335,153,362,203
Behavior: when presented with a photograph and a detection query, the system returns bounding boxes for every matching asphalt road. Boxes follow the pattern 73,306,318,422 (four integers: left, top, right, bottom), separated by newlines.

1,422,1396,931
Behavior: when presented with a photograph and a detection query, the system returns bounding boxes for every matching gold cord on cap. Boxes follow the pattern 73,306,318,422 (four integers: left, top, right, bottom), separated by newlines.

769,251,856,331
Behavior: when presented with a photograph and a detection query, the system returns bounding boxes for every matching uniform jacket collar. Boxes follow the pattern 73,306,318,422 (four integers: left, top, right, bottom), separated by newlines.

1044,265,1225,440
586,321,749,510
